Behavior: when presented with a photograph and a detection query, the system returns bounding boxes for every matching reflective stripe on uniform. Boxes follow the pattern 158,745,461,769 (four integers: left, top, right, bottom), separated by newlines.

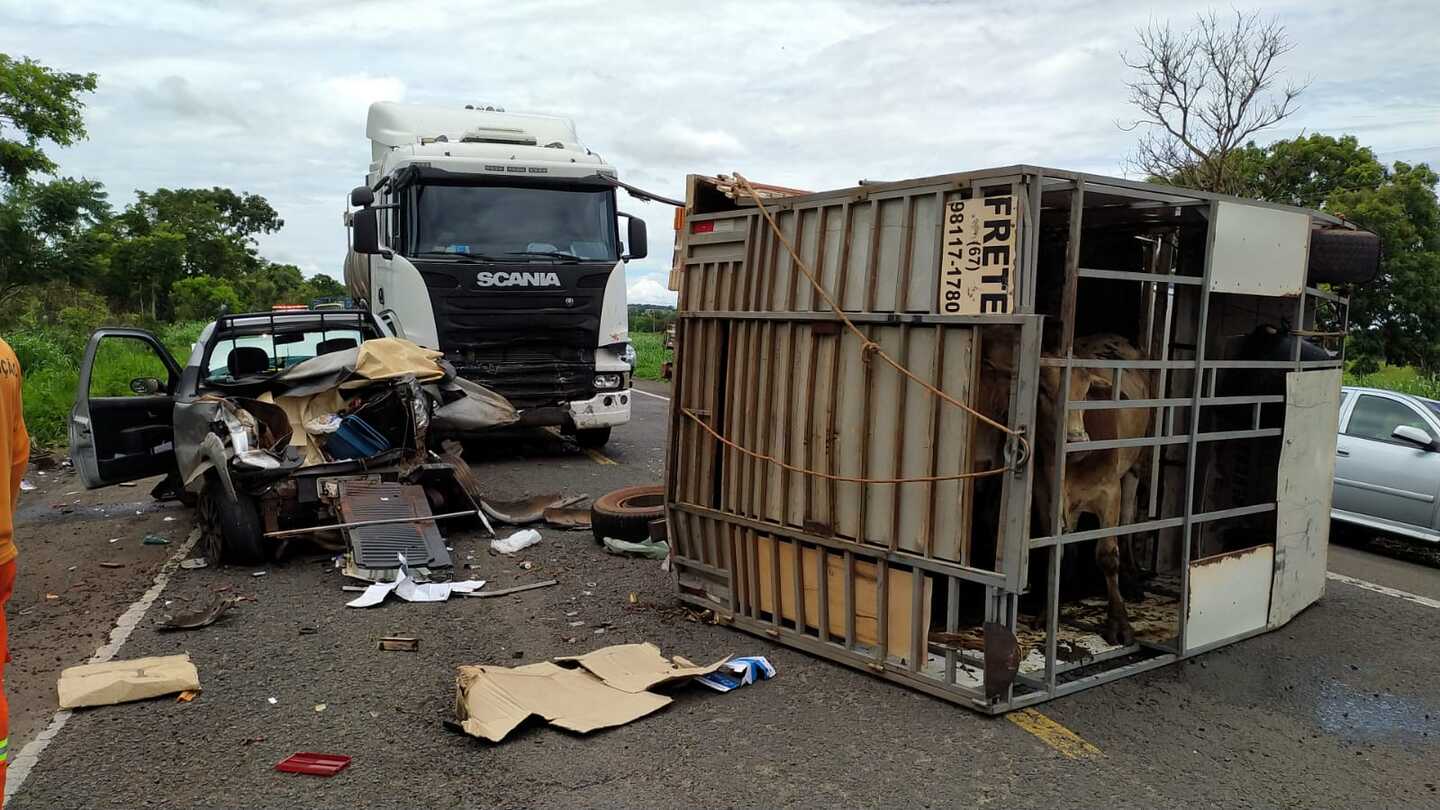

0,736,9,763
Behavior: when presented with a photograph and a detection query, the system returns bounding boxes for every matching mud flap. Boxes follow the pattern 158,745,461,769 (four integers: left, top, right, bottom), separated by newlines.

984,621,1021,703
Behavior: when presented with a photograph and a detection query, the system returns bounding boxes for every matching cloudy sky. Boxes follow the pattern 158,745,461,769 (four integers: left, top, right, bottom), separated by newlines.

3,0,1436,305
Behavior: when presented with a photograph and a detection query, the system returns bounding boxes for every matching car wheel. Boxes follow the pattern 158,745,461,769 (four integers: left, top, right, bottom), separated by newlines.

591,484,665,543
575,427,612,449
198,474,267,566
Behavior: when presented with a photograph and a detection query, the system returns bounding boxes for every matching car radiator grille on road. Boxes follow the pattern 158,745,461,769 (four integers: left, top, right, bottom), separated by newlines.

336,480,452,569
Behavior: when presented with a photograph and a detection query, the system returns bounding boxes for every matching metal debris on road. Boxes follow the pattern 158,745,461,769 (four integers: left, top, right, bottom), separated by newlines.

459,579,558,599
251,571,268,577
156,595,233,631
542,506,591,530
480,493,586,525
378,637,420,652
345,557,484,607
99,562,124,569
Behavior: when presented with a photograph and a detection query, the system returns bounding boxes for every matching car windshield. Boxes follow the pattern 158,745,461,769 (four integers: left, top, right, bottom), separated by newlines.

412,183,617,261
205,327,366,381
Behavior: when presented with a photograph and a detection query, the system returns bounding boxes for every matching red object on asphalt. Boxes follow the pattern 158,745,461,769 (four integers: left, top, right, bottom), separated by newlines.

275,752,352,777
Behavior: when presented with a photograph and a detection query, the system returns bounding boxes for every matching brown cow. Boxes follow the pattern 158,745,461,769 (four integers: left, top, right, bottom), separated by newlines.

979,332,1152,645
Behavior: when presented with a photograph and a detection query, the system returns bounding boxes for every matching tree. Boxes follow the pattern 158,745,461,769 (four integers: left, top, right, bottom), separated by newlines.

305,273,346,300
115,187,282,280
0,53,97,185
1121,11,1307,194
0,177,109,303
107,228,186,318
171,276,241,320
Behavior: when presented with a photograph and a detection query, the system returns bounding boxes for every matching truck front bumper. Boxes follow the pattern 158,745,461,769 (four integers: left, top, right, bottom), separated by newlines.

568,389,632,430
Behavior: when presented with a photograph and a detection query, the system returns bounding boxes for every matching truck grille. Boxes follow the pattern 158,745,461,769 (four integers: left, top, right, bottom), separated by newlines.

418,260,608,409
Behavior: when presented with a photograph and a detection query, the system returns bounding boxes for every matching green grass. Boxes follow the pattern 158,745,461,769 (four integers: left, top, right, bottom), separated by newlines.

630,331,672,382
17,321,205,449
1343,364,1440,400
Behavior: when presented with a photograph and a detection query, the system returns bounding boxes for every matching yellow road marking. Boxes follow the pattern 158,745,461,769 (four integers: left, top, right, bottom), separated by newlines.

1007,709,1102,759
583,448,617,465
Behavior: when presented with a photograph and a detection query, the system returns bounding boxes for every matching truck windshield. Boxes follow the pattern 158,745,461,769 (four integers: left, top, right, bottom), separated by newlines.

413,183,618,261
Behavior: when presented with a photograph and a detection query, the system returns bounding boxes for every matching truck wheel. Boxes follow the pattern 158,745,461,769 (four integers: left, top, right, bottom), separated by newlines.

591,484,664,543
575,427,612,449
197,475,266,566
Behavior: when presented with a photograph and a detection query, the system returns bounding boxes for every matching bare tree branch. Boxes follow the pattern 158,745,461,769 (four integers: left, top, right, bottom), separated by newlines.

1119,10,1309,193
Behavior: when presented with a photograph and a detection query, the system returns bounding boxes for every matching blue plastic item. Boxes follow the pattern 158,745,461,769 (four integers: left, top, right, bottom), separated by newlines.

325,414,391,460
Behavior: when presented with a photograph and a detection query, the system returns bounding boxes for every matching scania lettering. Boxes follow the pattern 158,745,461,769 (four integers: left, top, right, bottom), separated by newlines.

343,102,644,447
476,271,562,288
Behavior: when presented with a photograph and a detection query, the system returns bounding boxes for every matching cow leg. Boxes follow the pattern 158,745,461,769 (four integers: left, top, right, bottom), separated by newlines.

1096,493,1134,646
1118,472,1146,602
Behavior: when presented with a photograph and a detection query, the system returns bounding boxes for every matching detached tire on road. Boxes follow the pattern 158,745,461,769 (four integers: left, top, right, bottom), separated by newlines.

591,484,665,543
197,474,266,566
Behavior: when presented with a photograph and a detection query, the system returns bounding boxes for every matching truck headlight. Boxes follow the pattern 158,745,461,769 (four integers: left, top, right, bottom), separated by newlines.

594,373,624,390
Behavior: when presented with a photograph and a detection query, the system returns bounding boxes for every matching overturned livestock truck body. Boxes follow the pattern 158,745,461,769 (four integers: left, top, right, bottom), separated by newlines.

665,166,1373,713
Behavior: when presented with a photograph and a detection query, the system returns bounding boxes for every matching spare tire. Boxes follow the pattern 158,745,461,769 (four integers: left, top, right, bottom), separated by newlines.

1308,227,1381,285
591,484,665,543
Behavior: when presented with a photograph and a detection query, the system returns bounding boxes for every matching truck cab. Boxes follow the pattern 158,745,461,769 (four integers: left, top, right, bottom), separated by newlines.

343,102,642,447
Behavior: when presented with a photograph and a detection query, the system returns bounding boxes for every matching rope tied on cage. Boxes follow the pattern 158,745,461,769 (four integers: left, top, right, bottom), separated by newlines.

675,174,1033,485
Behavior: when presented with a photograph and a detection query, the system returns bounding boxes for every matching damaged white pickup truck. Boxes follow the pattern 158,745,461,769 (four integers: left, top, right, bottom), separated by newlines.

69,309,516,566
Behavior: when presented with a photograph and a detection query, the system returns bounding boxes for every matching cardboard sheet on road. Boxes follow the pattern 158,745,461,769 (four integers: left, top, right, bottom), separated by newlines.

555,642,727,693
57,654,200,709
454,643,729,742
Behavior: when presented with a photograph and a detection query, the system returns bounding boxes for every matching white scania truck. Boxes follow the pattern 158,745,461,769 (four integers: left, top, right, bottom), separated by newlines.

343,102,643,447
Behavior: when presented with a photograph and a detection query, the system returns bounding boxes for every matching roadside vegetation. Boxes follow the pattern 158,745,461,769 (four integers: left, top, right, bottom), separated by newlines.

629,330,670,382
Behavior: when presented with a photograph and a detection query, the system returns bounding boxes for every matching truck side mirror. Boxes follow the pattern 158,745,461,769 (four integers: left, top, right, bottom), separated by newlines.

352,208,382,255
350,185,375,207
623,214,647,260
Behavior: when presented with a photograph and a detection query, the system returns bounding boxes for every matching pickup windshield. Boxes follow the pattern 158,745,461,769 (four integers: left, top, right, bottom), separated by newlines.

412,183,617,262
205,328,366,382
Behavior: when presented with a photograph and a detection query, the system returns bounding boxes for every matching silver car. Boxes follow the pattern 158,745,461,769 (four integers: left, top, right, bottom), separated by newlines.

1332,385,1440,542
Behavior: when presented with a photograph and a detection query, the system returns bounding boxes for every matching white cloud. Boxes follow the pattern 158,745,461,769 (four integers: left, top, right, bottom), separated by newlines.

2,0,1436,288
627,276,677,307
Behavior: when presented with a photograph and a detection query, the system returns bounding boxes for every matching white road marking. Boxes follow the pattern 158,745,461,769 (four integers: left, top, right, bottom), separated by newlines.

6,528,201,802
1326,571,1440,610
631,388,670,402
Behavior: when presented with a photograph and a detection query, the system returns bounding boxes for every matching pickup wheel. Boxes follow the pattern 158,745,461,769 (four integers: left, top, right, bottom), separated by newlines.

198,475,266,566
591,484,664,543
575,427,612,449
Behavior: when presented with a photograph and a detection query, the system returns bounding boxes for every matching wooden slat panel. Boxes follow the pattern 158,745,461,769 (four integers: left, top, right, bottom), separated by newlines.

895,326,937,553
863,326,903,547
932,327,976,561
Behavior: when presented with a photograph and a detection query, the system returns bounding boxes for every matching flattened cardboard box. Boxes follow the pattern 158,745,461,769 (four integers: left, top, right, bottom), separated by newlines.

58,654,201,709
454,643,727,742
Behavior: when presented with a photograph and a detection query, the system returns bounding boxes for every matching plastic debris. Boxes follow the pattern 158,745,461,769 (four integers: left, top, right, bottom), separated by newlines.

19,480,35,492
602,537,669,560
696,656,777,692
378,637,419,652
176,690,199,703
314,703,327,713
491,529,541,555
275,752,350,777
268,697,278,705
180,558,209,570
142,534,169,545
252,571,268,577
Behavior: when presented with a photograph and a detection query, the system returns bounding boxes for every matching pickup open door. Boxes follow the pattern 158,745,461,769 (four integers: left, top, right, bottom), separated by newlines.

69,329,183,489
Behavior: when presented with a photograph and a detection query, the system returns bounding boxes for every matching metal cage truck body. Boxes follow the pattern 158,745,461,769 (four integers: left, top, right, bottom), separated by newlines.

343,101,647,447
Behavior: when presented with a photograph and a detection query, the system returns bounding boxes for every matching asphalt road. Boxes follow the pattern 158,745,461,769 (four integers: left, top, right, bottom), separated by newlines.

10,381,1440,809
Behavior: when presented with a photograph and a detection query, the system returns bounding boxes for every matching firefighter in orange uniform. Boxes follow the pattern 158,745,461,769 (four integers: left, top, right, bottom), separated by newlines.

0,338,28,803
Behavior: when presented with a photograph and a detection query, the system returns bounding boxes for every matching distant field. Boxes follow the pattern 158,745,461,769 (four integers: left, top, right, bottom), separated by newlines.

630,331,672,381
1343,364,1440,399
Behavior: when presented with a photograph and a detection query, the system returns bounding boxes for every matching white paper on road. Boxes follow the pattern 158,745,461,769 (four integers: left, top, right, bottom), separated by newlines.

346,558,485,607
